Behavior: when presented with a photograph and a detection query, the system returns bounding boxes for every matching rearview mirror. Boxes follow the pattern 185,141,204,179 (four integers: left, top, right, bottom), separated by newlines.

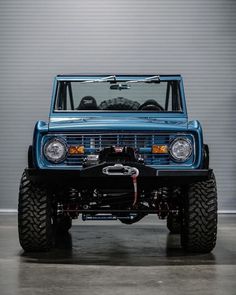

110,84,130,90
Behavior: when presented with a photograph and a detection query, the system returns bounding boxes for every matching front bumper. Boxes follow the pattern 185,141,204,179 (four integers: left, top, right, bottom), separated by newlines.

26,162,212,189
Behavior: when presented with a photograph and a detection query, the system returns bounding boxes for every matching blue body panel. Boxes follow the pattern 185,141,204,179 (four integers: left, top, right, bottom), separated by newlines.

48,117,188,132
33,75,204,171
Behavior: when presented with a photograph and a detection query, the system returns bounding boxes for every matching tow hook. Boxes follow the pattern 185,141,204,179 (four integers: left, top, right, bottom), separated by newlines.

102,164,139,207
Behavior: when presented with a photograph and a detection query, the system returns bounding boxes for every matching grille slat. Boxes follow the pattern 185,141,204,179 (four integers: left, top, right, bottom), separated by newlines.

65,133,172,167
66,135,170,147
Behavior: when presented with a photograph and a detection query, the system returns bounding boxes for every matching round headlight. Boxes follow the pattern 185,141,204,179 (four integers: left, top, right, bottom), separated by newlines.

170,138,192,162
44,138,67,163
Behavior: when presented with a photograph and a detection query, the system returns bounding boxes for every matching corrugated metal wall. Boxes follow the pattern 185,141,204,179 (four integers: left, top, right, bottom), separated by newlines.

0,0,235,210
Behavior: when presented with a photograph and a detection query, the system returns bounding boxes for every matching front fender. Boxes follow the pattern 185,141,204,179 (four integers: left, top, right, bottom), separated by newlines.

32,120,49,168
188,120,204,168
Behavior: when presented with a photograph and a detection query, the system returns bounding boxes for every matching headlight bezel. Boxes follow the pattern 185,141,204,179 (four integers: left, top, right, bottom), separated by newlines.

43,137,68,163
169,137,193,162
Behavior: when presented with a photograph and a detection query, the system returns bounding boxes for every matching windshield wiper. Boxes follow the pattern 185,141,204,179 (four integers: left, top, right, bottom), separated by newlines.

81,75,117,83
126,75,160,83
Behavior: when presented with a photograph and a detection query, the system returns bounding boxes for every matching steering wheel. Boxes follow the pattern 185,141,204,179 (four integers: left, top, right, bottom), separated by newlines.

139,99,164,111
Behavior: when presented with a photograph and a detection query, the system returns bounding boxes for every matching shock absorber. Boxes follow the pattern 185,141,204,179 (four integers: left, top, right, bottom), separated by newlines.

158,187,169,219
63,188,80,219
162,187,169,201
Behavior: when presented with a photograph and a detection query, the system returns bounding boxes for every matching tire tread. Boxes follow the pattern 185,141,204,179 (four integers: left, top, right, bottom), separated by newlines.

181,172,217,253
18,171,53,252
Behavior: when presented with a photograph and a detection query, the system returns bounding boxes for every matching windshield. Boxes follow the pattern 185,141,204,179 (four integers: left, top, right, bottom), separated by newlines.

54,78,182,112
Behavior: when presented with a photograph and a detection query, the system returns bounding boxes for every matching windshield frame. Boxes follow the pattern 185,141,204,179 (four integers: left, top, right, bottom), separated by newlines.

50,75,187,117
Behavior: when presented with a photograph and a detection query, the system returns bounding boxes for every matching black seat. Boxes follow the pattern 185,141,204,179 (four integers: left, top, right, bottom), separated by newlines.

77,96,98,110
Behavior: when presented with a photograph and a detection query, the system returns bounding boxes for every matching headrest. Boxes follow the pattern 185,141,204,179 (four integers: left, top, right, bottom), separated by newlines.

77,96,97,110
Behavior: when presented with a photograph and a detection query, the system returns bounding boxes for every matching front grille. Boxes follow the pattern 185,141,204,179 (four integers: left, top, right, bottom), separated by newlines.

65,133,174,167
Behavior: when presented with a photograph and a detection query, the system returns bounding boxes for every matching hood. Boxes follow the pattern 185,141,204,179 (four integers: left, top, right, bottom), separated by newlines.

48,116,188,132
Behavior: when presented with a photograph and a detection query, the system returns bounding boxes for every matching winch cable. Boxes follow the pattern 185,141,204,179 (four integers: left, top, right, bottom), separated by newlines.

131,168,139,207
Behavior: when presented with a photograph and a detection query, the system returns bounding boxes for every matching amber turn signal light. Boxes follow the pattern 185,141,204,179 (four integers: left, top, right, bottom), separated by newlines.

152,145,168,154
68,146,85,154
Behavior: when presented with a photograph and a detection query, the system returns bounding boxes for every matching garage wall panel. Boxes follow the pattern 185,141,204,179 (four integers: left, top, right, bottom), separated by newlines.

0,0,235,209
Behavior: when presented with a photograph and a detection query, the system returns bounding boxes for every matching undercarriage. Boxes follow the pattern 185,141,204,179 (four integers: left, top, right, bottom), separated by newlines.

55,185,181,223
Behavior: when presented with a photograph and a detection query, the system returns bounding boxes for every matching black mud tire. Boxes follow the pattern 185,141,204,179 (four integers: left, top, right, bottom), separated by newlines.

167,214,181,234
18,171,54,252
99,97,140,110
181,172,217,253
56,216,72,233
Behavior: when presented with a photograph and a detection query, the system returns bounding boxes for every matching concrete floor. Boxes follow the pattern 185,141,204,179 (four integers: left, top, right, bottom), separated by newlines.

0,215,236,295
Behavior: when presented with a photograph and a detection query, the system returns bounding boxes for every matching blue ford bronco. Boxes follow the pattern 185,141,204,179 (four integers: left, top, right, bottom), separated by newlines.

18,74,217,253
